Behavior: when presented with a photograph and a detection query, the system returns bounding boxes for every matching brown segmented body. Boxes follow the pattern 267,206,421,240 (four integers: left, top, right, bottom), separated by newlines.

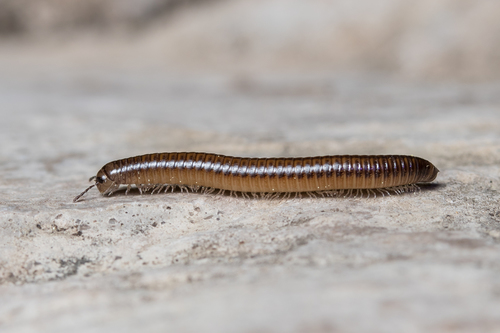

74,153,439,202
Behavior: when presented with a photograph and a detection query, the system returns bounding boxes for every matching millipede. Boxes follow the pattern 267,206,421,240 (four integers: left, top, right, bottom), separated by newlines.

73,152,439,202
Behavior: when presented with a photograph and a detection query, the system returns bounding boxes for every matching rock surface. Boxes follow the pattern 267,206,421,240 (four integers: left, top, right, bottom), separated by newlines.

1,68,499,332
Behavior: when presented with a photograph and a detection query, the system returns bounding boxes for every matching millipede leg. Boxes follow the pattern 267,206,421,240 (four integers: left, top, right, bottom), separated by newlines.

103,183,120,196
270,192,280,200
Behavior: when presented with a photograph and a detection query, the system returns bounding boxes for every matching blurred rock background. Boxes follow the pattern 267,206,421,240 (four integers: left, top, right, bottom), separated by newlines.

1,0,500,80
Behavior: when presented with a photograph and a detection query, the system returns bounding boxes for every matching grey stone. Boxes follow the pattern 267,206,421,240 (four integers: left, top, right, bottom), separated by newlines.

0,68,499,332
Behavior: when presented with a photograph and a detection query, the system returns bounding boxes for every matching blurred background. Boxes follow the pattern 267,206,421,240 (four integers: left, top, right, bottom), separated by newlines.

1,0,499,181
1,0,500,80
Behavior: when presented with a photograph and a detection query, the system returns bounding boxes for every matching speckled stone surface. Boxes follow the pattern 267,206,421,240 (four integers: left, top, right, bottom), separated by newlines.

1,65,499,332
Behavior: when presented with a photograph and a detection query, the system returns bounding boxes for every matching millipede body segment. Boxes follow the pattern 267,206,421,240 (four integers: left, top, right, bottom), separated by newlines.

74,153,439,202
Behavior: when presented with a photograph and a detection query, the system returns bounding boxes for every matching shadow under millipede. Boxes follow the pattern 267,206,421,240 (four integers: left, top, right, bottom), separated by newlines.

88,182,442,201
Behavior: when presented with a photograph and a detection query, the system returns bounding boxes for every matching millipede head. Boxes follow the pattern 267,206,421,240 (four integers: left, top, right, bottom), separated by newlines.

73,168,117,202
94,168,116,194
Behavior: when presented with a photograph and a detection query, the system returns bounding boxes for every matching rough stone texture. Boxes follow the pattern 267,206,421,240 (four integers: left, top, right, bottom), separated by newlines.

1,1,500,332
1,67,499,332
